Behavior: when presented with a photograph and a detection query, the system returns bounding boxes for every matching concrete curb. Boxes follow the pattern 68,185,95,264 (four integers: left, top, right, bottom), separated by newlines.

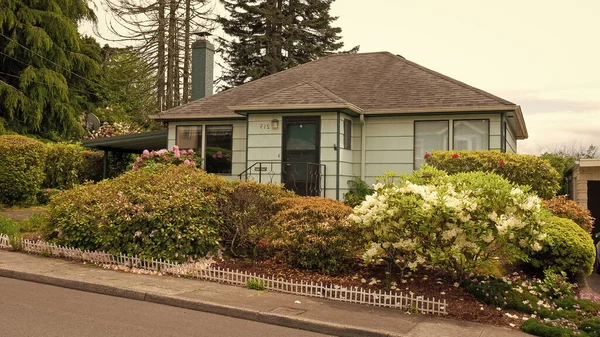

0,268,400,337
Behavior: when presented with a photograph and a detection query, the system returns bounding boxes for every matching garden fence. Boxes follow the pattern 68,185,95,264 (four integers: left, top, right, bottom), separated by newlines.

0,234,447,315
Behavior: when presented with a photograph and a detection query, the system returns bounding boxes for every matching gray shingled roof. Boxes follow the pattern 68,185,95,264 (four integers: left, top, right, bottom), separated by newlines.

154,52,516,119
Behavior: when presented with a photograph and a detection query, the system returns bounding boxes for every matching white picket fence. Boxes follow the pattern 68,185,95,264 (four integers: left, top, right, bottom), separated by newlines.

0,234,447,315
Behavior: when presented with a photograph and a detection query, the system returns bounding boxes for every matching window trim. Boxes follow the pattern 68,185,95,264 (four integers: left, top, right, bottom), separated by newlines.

343,119,352,150
176,124,233,175
452,119,490,151
413,120,449,170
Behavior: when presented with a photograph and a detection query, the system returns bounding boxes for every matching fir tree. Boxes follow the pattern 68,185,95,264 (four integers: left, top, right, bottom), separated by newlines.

217,0,357,89
0,0,100,139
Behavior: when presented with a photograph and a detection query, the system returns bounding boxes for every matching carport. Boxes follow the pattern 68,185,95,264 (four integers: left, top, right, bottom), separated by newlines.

567,159,600,235
81,130,168,178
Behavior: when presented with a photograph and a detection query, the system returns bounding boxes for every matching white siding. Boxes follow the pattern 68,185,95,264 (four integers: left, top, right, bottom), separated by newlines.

362,114,502,185
168,120,246,181
506,123,517,153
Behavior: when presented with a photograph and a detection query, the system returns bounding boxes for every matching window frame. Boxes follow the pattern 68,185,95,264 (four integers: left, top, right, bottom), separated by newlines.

452,119,490,151
175,124,234,175
413,120,449,170
343,119,352,150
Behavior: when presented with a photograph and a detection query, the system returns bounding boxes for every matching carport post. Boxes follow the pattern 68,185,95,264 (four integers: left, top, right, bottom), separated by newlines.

102,150,109,179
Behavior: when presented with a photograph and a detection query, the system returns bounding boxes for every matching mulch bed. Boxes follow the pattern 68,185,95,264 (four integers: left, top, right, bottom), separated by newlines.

215,257,525,328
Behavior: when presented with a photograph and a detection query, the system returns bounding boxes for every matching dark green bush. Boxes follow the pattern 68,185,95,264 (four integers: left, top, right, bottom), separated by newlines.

530,216,595,276
343,177,373,207
580,318,600,337
218,181,295,256
46,165,229,262
43,143,104,190
0,214,19,237
425,150,561,199
0,135,47,205
521,319,576,337
271,197,364,274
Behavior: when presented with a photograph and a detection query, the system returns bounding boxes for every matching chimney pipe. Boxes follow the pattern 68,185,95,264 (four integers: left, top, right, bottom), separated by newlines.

191,33,214,101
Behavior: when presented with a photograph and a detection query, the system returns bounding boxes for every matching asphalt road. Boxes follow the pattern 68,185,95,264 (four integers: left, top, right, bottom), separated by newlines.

0,277,330,337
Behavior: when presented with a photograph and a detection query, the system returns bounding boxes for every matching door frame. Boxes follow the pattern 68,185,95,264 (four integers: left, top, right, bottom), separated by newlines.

281,115,321,192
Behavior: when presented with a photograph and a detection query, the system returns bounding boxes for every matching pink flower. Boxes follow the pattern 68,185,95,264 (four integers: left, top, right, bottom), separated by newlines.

188,149,194,153
174,149,181,158
181,149,187,155
173,145,179,151
164,156,170,161
216,151,223,158
190,160,195,166
136,157,143,163
184,160,191,165
142,150,150,157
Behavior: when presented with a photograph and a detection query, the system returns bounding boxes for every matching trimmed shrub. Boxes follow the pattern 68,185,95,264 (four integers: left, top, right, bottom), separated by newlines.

530,216,595,276
0,135,47,204
271,197,364,274
352,169,547,278
544,195,595,234
0,214,19,237
44,143,104,190
46,165,229,262
218,181,295,256
425,150,561,199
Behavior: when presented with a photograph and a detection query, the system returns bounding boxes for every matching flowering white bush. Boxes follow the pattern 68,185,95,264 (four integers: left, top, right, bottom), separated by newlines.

349,166,547,278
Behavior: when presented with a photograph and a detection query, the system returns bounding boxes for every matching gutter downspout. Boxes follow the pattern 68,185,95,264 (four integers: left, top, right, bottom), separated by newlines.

500,112,506,152
360,113,366,181
336,112,341,200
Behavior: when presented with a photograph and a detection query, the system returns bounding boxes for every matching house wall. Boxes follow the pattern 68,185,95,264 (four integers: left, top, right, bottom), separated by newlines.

362,113,502,185
506,122,517,153
339,114,361,198
571,165,600,208
246,112,340,198
168,119,247,180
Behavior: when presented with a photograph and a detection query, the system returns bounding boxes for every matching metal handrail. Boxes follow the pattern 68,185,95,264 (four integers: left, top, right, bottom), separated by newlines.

238,161,326,197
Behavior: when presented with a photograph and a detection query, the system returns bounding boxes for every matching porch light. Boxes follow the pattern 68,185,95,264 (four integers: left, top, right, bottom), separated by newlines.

271,119,279,130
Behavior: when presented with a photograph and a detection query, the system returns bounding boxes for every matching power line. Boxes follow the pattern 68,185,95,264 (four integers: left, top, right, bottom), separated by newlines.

0,71,98,96
0,32,108,92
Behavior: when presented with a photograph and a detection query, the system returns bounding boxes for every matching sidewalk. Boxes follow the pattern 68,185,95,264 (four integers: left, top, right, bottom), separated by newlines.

0,250,529,337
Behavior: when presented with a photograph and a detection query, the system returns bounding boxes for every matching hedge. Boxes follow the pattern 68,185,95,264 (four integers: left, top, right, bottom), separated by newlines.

0,135,47,204
44,142,103,190
425,150,561,199
46,165,229,262
530,216,595,276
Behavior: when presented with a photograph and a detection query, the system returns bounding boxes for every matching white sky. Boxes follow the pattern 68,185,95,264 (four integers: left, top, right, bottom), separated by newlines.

84,0,600,155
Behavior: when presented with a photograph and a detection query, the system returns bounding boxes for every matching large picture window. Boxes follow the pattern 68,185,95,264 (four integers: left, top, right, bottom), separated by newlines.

205,125,233,174
414,121,449,169
176,125,233,174
453,119,489,151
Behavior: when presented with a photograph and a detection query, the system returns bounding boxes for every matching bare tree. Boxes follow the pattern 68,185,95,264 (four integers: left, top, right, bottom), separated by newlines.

95,0,214,112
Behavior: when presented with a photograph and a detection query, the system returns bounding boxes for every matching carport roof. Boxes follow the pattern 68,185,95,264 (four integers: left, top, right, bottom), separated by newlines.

81,130,168,153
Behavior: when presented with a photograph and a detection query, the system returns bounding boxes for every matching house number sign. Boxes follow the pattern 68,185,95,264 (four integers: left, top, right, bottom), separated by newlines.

259,123,271,130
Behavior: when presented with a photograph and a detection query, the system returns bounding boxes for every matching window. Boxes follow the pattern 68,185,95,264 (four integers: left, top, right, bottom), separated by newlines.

343,119,352,149
176,125,233,174
176,126,202,152
453,119,489,151
414,121,449,169
205,125,233,174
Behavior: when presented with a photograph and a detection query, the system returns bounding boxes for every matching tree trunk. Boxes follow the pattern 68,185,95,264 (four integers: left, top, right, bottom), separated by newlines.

173,27,181,106
165,0,178,109
182,0,191,104
157,0,166,112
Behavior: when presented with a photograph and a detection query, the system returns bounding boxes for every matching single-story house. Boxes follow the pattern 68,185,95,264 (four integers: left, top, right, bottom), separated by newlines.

566,159,600,234
86,37,529,200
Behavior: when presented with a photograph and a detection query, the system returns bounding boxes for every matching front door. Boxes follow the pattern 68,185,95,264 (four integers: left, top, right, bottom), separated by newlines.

282,116,320,196
589,181,600,236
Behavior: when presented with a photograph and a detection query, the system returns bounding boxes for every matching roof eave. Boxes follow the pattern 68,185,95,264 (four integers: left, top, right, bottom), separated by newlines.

230,103,364,117
149,114,246,121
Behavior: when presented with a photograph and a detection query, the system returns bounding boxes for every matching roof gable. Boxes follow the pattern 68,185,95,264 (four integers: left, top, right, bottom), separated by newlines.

247,81,350,106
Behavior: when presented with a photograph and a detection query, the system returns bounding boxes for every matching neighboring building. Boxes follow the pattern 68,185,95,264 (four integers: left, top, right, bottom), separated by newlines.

87,37,529,200
566,159,600,234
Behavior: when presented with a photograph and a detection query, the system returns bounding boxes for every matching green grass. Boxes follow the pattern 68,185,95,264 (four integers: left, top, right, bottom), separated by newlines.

246,278,266,291
0,214,19,237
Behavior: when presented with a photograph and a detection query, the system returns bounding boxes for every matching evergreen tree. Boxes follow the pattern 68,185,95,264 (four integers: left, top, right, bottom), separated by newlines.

0,0,101,140
217,0,357,89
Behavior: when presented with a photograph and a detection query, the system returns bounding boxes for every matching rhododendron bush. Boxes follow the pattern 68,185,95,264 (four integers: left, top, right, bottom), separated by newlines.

350,166,547,278
132,145,202,170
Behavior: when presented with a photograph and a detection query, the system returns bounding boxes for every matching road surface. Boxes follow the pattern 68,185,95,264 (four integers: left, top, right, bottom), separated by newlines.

0,277,330,337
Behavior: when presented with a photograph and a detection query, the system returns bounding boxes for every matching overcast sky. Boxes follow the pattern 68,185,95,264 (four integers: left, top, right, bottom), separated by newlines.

85,0,600,155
